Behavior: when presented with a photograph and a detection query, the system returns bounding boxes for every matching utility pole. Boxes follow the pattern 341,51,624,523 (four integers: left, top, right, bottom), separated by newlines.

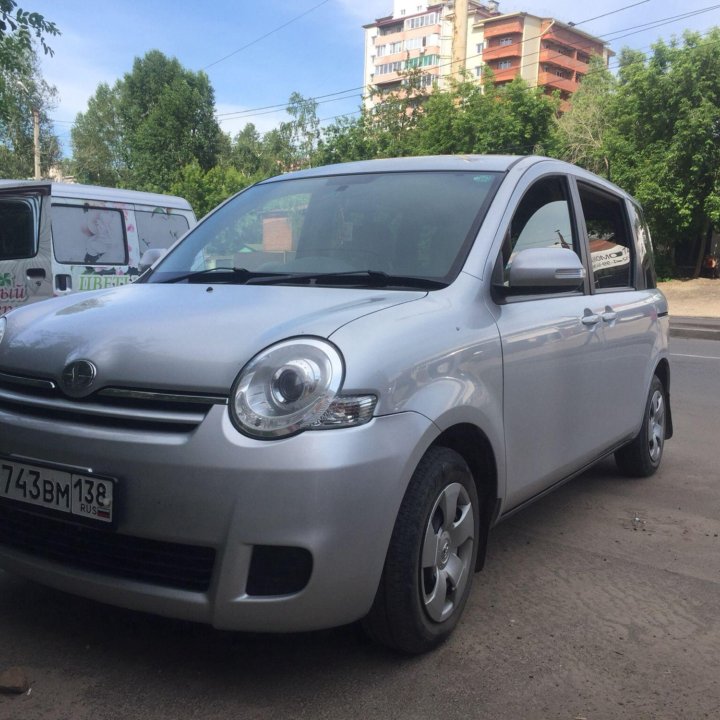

452,0,469,79
16,80,42,180
32,107,41,180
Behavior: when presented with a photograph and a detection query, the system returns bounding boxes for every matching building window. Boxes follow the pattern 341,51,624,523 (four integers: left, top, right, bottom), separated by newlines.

404,35,428,51
406,54,439,69
376,61,403,75
500,37,513,46
376,44,387,57
404,12,437,30
378,22,403,36
476,42,484,53
474,66,482,77
497,60,512,70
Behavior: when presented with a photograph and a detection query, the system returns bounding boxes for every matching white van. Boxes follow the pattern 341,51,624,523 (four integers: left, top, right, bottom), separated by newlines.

0,181,196,314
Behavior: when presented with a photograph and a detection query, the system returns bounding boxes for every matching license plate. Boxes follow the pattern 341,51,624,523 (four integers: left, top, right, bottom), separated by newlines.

0,457,114,524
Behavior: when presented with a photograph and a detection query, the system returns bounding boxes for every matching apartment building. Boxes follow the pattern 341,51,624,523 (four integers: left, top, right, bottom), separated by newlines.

363,1,612,109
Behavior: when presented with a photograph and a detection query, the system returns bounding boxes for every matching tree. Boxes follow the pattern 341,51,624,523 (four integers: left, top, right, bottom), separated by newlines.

120,51,222,191
71,81,126,186
557,56,616,178
230,123,263,177
0,35,60,177
170,160,251,218
286,91,319,169
608,31,720,275
73,51,223,193
0,0,59,66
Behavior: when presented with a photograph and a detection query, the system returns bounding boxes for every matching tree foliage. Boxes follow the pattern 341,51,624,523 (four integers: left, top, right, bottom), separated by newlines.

559,30,720,274
72,51,222,192
0,0,59,66
0,35,60,177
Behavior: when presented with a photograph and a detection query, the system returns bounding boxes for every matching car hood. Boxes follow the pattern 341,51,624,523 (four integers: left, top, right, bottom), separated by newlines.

0,284,424,394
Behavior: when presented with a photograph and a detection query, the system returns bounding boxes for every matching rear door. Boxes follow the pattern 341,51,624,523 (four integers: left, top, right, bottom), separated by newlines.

572,179,658,443
0,183,52,314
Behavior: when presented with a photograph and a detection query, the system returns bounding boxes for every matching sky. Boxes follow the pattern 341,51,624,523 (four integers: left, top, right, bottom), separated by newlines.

28,0,720,155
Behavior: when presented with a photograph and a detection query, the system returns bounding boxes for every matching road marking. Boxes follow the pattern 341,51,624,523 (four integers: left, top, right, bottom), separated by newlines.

671,353,720,360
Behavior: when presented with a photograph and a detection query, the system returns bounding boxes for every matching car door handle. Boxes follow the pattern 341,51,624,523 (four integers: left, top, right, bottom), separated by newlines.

581,313,600,326
602,311,617,323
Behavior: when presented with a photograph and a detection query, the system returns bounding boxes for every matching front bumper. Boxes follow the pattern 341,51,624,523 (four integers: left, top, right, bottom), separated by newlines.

0,406,436,631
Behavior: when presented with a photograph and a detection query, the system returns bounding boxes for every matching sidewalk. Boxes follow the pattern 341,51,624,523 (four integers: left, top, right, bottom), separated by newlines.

659,278,720,341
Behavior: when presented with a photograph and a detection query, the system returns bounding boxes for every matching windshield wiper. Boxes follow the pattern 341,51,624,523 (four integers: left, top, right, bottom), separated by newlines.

159,267,282,284
245,270,448,290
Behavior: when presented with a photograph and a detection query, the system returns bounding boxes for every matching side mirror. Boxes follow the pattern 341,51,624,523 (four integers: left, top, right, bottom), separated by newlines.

507,247,586,290
138,248,167,273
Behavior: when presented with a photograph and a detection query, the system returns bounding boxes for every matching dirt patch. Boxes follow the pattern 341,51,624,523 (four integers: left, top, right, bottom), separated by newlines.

659,278,720,317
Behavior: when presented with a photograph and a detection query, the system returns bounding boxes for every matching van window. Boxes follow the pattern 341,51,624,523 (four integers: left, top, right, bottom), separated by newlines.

0,197,39,260
52,205,127,265
135,210,190,253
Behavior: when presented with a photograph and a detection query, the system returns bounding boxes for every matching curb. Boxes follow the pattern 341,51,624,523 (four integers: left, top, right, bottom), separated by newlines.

670,316,720,341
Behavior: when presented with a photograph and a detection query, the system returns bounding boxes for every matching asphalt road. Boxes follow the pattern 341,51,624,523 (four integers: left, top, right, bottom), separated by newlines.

1,337,719,720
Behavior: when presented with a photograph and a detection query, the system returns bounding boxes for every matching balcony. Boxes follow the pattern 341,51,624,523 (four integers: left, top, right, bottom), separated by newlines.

483,42,522,62
538,70,578,94
492,66,519,83
542,27,604,56
539,48,589,74
482,17,524,37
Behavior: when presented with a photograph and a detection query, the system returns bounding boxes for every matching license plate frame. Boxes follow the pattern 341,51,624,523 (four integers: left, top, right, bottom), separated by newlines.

0,456,116,527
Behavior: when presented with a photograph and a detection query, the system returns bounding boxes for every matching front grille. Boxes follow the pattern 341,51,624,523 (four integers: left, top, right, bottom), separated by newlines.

0,503,216,592
0,371,226,434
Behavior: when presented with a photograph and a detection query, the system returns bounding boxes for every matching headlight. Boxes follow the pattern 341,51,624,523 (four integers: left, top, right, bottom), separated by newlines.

230,337,376,439
0,316,6,346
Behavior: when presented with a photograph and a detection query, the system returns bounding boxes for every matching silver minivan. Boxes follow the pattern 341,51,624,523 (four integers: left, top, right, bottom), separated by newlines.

0,156,671,653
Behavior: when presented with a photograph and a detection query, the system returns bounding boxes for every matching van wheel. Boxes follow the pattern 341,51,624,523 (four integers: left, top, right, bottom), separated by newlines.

362,447,480,654
615,375,667,477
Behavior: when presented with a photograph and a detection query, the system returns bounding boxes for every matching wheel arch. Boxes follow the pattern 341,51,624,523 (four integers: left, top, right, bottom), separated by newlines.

430,423,499,571
654,358,673,439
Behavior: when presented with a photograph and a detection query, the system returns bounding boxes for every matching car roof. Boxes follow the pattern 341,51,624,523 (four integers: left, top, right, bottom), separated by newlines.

0,179,194,211
261,155,635,202
262,155,526,182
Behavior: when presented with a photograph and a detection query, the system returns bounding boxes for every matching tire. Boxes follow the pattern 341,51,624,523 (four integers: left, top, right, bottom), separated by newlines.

362,447,480,654
615,375,667,477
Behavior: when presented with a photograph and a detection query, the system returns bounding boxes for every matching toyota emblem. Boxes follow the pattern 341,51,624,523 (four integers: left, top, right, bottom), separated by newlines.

61,360,97,397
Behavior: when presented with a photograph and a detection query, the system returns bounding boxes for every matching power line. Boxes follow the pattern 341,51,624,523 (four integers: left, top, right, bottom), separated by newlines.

50,4,720,133
219,1,715,124
205,0,657,123
218,5,720,125
202,0,332,71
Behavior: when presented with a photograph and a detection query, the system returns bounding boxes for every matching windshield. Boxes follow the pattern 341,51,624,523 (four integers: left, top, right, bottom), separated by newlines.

149,170,501,286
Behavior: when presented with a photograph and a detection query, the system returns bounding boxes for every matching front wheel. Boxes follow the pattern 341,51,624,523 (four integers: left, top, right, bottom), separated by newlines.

362,447,480,654
615,375,667,477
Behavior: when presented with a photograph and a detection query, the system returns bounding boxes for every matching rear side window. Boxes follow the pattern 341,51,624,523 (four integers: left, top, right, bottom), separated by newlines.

503,175,579,285
135,209,190,253
577,183,633,289
0,196,39,260
629,201,656,289
52,205,127,265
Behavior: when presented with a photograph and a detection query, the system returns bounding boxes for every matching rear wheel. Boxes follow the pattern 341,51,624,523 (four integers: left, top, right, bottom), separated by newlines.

615,375,667,477
362,447,480,654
